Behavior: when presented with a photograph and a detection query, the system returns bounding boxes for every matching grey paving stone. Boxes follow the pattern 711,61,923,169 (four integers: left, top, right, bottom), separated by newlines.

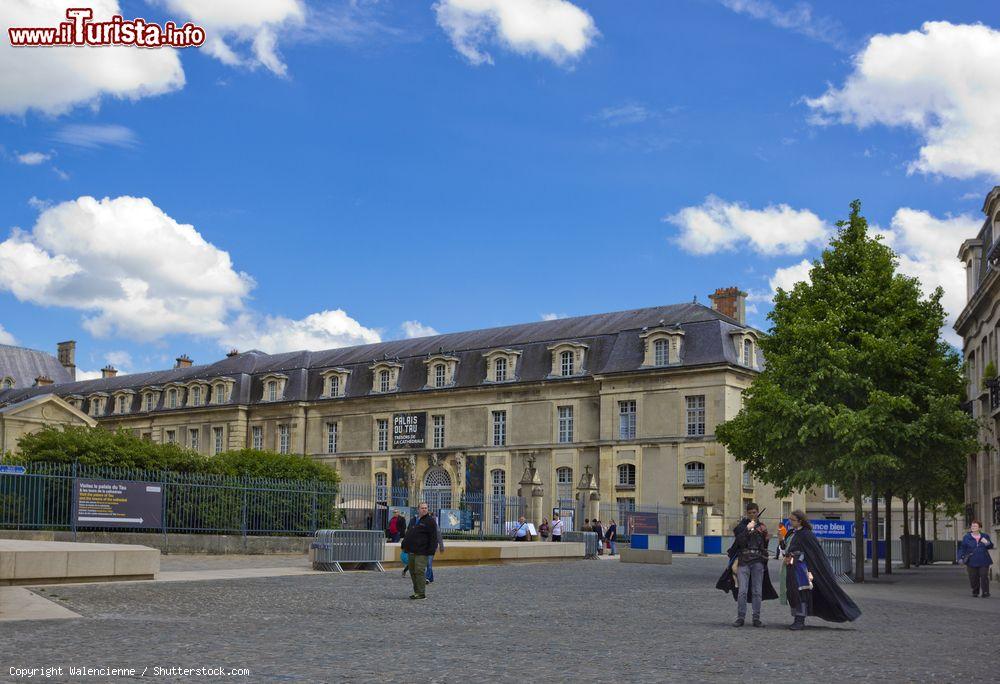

1,557,992,683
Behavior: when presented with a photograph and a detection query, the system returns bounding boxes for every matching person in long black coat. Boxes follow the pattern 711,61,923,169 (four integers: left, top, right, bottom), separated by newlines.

783,510,861,629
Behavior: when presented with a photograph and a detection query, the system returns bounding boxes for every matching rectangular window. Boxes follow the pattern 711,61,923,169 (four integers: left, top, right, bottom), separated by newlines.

557,406,573,443
117,396,126,414
251,425,263,450
377,419,389,451
165,430,175,444
742,469,752,488
494,357,507,382
654,339,669,366
824,484,840,501
327,423,338,454
192,386,201,406
329,375,340,397
781,501,791,520
433,415,445,449
144,394,153,412
213,427,224,455
618,400,636,440
686,395,706,436
189,429,199,451
267,381,277,402
492,410,507,447
435,364,446,388
379,371,390,393
278,424,290,454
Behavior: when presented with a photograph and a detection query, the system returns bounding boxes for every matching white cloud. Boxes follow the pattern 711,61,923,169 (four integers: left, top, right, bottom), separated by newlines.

159,0,306,76
0,324,16,345
0,196,253,342
879,208,981,340
770,258,813,294
434,0,598,66
401,320,439,339
52,124,138,149
104,350,133,368
540,312,566,321
591,102,651,127
75,368,103,381
0,0,184,116
222,310,381,353
666,195,830,256
718,0,845,50
806,21,1000,179
16,152,51,165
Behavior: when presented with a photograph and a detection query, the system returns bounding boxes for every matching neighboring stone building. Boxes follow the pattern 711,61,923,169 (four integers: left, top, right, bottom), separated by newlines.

0,340,77,389
803,486,960,541
956,185,1000,566
0,290,803,529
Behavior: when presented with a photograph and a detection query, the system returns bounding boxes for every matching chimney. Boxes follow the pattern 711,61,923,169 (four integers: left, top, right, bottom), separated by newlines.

226,349,239,358
708,286,747,325
34,375,54,387
101,365,118,378
175,354,193,368
57,340,76,381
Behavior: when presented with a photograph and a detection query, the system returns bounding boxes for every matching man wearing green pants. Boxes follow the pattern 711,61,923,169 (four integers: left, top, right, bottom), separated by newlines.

401,502,438,600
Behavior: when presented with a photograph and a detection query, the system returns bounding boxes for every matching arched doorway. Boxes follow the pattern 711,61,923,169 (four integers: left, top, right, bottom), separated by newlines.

422,467,452,511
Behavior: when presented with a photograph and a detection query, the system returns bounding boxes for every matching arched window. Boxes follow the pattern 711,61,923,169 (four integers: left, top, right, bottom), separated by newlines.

423,467,452,510
556,467,573,503
167,389,177,408
144,393,154,412
617,463,636,487
434,363,446,388
267,381,277,402
375,472,388,504
685,461,705,486
192,386,201,406
379,369,390,393
1,377,13,390
491,468,506,499
117,396,126,414
743,338,753,366
494,357,507,382
329,375,340,397
560,350,575,376
654,338,669,366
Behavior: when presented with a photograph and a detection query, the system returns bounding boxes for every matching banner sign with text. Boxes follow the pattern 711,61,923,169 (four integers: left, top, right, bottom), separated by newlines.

625,511,660,535
807,519,866,539
75,479,163,529
392,412,426,448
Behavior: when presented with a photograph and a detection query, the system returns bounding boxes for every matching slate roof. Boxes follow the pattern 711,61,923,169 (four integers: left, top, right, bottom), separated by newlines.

0,344,73,389
0,302,762,415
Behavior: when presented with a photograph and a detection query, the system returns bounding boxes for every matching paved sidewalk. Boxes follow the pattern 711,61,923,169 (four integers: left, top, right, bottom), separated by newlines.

846,562,999,615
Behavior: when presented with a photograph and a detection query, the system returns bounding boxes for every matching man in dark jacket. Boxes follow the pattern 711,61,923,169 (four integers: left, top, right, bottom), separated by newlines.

387,511,407,543
732,502,771,627
401,502,438,600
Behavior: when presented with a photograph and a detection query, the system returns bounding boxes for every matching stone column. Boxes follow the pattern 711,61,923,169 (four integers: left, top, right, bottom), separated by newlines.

577,465,600,526
519,455,544,536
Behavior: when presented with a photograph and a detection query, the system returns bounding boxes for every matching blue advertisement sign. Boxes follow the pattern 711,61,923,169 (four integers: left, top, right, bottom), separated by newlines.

808,519,866,539
0,465,26,475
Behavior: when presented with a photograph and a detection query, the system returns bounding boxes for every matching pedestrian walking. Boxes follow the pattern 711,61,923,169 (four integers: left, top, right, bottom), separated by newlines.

511,516,530,541
551,515,564,542
715,501,776,628
592,518,604,555
539,518,551,541
605,519,618,556
387,511,407,543
783,510,861,629
401,502,438,600
958,519,994,598
426,515,445,584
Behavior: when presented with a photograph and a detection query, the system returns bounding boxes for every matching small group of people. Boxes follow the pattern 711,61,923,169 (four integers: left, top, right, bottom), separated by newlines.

716,502,862,630
524,516,617,554
581,518,617,556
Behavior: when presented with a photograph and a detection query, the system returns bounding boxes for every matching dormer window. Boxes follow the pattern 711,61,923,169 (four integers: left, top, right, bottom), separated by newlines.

560,350,574,376
743,338,753,366
1,376,13,390
87,394,107,416
319,368,350,398
268,381,277,401
208,377,235,405
116,396,126,414
640,327,684,367
167,388,178,408
191,386,202,406
370,362,402,394
730,330,761,370
494,357,507,382
654,339,669,366
547,342,587,378
423,355,458,390
140,388,161,412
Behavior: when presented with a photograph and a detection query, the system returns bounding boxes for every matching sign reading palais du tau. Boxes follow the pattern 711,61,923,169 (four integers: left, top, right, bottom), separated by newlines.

75,479,163,529
393,412,426,449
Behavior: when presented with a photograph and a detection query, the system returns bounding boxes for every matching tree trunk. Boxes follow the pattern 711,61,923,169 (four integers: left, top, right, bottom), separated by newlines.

919,500,927,564
932,507,938,543
884,490,893,575
902,495,911,569
871,485,879,578
853,479,865,582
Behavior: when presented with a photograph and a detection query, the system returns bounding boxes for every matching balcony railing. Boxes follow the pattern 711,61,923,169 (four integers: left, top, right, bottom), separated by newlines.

986,377,1000,412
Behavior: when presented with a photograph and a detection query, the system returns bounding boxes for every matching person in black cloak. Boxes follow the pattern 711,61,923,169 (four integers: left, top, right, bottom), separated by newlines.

783,510,861,630
715,502,777,627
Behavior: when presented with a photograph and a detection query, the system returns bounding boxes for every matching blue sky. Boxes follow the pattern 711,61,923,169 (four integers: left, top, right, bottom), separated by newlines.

1,0,997,377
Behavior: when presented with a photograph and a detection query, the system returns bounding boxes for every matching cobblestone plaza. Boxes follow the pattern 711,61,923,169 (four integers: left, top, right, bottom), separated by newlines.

3,556,995,682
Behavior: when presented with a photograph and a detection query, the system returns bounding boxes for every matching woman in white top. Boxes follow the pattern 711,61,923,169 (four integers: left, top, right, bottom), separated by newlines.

551,516,564,542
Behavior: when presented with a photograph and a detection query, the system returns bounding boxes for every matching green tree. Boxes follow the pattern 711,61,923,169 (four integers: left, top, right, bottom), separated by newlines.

717,200,972,582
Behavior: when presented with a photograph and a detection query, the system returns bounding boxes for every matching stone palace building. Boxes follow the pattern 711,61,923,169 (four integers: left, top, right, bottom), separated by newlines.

0,288,803,530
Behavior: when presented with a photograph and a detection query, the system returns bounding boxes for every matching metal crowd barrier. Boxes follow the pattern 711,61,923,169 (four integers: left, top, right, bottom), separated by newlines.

562,530,599,559
819,539,854,583
310,529,385,572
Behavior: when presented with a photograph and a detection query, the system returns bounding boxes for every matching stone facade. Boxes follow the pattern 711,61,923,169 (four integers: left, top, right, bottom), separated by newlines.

955,185,1000,566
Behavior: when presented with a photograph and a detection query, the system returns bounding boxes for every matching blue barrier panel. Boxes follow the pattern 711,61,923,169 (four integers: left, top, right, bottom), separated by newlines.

703,536,723,555
631,534,649,550
667,535,685,552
